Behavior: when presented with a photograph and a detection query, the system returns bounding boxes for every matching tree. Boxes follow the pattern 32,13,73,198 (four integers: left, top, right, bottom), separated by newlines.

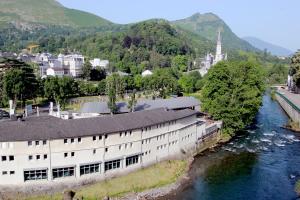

178,75,195,93
105,73,125,114
201,61,265,135
2,60,38,107
44,77,77,109
90,67,106,81
82,61,92,80
148,69,179,98
171,55,188,72
128,89,137,112
290,51,300,89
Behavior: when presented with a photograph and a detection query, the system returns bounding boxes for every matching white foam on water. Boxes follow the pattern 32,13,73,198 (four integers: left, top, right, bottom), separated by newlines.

292,138,300,142
247,130,255,134
263,132,275,137
246,147,256,153
274,140,285,147
251,139,260,144
260,138,272,143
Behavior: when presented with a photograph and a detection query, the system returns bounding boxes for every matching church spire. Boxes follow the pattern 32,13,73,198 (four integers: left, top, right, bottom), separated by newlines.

215,28,222,62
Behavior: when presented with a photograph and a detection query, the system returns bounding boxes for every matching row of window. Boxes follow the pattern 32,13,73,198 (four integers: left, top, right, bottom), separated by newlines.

29,154,47,161
64,152,75,158
119,131,133,137
28,140,47,147
24,156,140,182
169,140,178,146
142,139,151,145
157,134,166,141
64,138,81,144
157,144,168,150
119,142,133,150
182,133,194,141
92,135,108,141
1,155,14,161
142,150,151,156
2,171,15,175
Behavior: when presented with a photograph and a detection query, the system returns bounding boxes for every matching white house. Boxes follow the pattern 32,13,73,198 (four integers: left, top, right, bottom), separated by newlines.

46,68,64,77
142,70,153,77
90,58,109,70
63,54,85,77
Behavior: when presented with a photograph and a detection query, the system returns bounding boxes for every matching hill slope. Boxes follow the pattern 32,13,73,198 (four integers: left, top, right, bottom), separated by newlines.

0,0,113,28
172,13,257,52
243,36,293,56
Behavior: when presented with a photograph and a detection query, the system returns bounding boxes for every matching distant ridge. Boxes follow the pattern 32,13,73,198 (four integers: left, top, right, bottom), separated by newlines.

172,13,257,52
0,0,113,28
243,36,293,56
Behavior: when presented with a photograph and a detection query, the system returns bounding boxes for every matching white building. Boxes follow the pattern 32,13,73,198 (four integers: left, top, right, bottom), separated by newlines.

46,68,64,77
199,29,227,76
142,70,153,77
0,108,221,185
90,58,109,69
63,54,85,78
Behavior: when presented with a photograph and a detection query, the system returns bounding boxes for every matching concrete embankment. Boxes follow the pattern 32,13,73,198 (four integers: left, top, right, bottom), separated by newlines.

275,90,300,127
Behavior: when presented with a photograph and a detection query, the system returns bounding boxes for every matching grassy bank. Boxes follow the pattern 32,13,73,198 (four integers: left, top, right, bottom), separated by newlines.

295,180,300,195
26,160,187,200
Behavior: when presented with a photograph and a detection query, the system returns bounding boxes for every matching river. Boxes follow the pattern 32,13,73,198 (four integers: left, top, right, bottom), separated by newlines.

168,94,300,200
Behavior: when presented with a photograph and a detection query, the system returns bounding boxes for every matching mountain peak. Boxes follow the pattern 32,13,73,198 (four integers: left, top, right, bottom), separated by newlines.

0,0,113,28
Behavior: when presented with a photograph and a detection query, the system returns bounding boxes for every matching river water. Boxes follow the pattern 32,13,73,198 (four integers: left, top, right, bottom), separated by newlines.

172,94,300,200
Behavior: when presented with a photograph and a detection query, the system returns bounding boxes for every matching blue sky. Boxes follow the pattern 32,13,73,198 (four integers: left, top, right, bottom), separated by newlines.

58,0,299,52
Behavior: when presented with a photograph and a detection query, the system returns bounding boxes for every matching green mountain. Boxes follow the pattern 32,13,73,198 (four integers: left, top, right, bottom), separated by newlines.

172,13,257,52
0,0,113,28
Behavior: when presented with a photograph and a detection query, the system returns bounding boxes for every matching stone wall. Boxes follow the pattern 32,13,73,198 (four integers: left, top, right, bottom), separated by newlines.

276,92,300,126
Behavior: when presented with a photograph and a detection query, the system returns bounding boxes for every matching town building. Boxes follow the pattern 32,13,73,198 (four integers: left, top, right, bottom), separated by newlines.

90,58,109,70
0,107,221,185
199,30,227,76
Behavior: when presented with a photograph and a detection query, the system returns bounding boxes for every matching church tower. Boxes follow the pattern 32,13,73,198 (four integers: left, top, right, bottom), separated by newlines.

215,29,223,63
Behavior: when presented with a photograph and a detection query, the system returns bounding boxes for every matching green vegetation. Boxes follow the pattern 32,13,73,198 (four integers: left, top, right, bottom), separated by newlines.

25,160,187,200
172,13,257,53
290,50,300,88
106,73,125,114
0,0,113,28
295,180,300,195
201,61,266,135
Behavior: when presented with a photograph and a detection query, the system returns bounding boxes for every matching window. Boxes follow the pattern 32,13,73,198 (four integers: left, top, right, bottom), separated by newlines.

105,148,108,152
78,138,81,143
126,155,139,167
93,149,96,154
105,135,108,139
2,171,7,175
64,139,68,144
80,163,101,176
119,145,122,150
1,156,6,161
29,155,33,160
119,133,122,137
28,141,32,146
104,159,121,172
99,135,102,140
44,154,47,159
24,169,47,181
10,171,15,175
36,155,40,160
93,136,96,141
64,153,68,158
71,152,75,157
9,155,14,161
52,167,75,179
35,141,39,146
71,138,74,143
43,140,47,145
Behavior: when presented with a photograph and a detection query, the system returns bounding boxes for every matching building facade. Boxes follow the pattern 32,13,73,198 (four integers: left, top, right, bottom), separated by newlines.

0,108,220,185
199,29,227,76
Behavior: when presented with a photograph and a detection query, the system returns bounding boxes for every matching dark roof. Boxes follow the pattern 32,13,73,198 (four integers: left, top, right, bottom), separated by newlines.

0,108,198,142
81,97,200,114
